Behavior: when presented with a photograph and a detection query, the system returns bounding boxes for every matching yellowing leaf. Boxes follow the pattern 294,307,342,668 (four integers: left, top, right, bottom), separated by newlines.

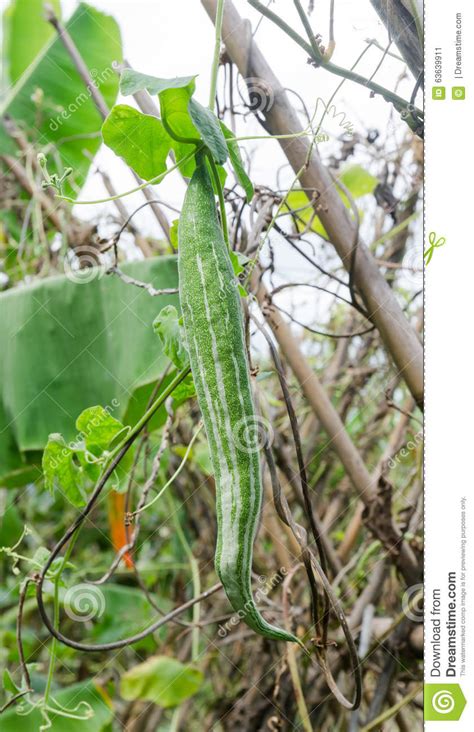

284,164,378,236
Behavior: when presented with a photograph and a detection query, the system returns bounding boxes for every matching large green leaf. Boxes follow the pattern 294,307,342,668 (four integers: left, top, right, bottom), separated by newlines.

2,0,61,86
0,680,113,731
102,105,170,180
120,655,203,708
0,3,122,194
121,72,199,144
120,71,200,175
0,257,179,485
118,70,230,177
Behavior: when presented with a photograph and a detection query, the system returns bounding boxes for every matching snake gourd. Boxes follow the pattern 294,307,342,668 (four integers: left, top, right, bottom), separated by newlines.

178,157,298,643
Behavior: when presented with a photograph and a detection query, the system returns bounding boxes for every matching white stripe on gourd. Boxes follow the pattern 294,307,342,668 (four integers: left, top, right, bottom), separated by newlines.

178,157,298,643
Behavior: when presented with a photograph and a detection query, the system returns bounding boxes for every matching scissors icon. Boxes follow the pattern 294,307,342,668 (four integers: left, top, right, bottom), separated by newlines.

424,232,446,265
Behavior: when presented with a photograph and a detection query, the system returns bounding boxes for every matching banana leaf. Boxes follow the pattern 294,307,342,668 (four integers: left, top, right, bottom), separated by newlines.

0,256,179,486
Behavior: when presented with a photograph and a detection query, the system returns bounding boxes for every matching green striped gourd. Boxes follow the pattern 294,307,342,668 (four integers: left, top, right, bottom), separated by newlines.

178,156,298,643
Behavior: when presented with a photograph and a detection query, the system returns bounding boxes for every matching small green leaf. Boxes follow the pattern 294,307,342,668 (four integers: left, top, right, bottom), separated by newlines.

75,406,133,493
3,669,20,695
229,250,249,280
120,655,203,708
30,547,73,585
236,251,250,268
171,372,196,406
339,164,378,198
153,306,189,370
220,121,254,201
102,105,171,180
75,406,125,453
49,555,75,577
31,546,51,568
188,99,227,164
170,219,179,249
285,164,377,236
42,434,86,507
285,190,326,235
229,249,243,277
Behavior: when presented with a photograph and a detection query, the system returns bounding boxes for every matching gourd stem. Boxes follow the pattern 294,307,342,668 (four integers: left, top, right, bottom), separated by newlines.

209,0,225,110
